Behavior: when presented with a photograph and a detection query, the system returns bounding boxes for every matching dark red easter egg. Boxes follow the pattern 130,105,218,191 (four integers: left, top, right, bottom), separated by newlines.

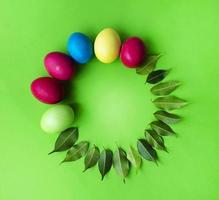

31,77,64,104
44,52,76,81
120,37,146,68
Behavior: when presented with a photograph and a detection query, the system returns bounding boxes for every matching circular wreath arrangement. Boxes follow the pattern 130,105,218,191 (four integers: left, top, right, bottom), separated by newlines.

30,28,187,182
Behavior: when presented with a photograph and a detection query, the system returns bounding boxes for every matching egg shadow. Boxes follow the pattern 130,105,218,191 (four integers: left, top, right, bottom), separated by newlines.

112,26,159,54
69,102,82,124
62,80,83,124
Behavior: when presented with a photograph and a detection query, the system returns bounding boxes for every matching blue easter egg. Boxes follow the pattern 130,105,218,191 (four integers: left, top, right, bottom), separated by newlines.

67,32,93,64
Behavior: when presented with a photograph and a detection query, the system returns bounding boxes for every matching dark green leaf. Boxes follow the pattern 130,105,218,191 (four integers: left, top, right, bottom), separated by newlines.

83,145,100,172
137,139,158,163
151,81,181,96
145,130,167,152
153,96,187,110
150,121,175,136
49,127,79,155
154,110,181,124
98,149,113,180
136,54,161,75
61,141,89,163
127,146,142,171
113,148,130,182
146,69,168,84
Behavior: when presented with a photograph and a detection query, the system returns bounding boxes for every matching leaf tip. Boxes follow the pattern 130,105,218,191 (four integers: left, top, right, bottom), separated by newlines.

48,150,55,155
83,168,87,173
59,160,65,165
164,147,169,153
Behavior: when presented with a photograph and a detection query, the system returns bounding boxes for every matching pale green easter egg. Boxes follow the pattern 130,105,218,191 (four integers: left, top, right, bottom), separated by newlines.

40,104,74,134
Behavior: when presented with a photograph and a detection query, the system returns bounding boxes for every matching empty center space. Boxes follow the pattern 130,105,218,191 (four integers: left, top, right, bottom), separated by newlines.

71,59,154,147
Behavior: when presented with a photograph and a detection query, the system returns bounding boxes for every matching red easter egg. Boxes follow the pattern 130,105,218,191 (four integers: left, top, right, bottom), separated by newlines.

44,52,76,81
31,77,64,104
120,37,146,68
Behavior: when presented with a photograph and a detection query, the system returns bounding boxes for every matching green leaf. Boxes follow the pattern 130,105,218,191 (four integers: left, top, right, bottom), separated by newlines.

154,110,181,124
145,130,167,152
150,121,175,136
151,81,181,96
49,127,79,155
127,146,142,171
113,147,130,182
153,96,188,110
61,141,89,163
83,145,100,172
137,139,158,163
98,149,113,180
136,54,161,75
146,69,169,84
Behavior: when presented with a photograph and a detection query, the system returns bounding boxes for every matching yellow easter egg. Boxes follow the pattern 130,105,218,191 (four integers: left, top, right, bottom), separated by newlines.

94,28,121,63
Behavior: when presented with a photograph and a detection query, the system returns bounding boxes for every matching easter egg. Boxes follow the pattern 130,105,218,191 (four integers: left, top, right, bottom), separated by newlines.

31,77,64,104
67,32,93,64
44,52,76,81
94,28,121,63
40,105,74,134
120,37,146,68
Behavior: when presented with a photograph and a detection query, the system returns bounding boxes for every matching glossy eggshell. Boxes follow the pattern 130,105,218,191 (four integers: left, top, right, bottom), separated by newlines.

67,32,93,64
44,52,76,81
120,37,146,68
31,77,64,104
94,28,121,63
40,105,74,134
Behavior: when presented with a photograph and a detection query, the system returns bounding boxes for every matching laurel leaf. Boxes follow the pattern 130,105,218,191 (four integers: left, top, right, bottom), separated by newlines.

137,139,158,164
153,96,188,110
145,129,167,152
151,81,181,96
150,121,175,136
83,145,100,172
98,149,113,180
113,147,130,182
49,127,79,155
127,146,142,171
146,69,169,84
154,110,181,124
61,141,89,163
136,54,161,75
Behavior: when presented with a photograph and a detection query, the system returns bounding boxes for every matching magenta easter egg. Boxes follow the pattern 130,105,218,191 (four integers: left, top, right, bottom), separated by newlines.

31,77,64,104
120,37,146,68
44,52,76,81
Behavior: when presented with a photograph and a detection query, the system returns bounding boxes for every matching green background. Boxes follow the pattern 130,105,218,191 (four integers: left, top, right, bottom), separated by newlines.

1,0,219,199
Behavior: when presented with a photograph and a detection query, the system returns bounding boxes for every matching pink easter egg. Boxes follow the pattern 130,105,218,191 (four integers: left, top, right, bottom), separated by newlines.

31,77,64,104
44,52,76,81
120,37,146,68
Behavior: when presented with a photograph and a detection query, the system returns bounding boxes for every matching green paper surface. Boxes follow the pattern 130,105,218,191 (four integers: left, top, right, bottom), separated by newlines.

0,0,219,200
